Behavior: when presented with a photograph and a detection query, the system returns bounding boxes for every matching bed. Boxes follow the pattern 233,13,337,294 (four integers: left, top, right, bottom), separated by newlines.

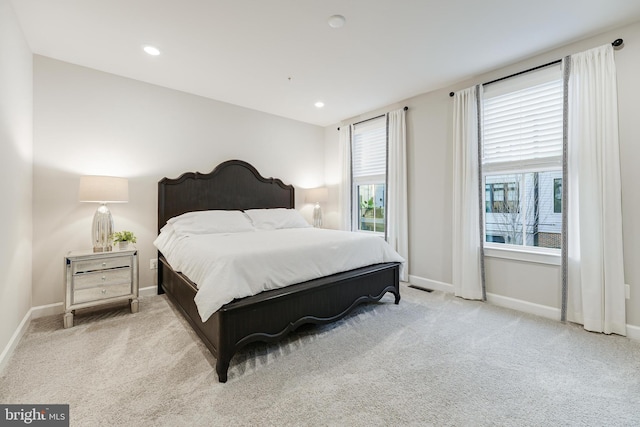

157,159,402,382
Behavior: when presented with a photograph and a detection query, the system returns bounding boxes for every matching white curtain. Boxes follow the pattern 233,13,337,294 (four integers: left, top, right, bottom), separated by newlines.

452,87,484,300
567,44,626,335
387,108,409,281
338,125,352,231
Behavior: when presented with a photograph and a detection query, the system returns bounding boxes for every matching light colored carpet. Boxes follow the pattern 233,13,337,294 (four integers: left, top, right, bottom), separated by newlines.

1,284,640,426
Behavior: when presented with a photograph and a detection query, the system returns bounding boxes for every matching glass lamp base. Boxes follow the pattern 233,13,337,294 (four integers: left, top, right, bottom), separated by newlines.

92,204,113,252
313,203,323,228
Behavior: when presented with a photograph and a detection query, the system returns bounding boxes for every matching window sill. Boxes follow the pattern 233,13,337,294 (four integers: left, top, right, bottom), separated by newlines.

484,244,561,266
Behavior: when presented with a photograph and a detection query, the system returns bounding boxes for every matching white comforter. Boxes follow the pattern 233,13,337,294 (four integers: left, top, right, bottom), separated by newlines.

155,228,404,322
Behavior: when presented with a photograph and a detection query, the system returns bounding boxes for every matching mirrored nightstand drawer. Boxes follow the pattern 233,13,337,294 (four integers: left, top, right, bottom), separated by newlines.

73,282,132,304
73,268,131,290
72,256,132,274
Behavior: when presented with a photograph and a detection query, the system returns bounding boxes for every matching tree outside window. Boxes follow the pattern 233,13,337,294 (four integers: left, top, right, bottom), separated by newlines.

358,184,385,233
484,172,561,248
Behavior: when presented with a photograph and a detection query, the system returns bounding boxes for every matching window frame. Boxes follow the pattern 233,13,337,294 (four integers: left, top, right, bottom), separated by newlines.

352,177,386,235
481,64,563,255
553,178,562,213
350,116,388,236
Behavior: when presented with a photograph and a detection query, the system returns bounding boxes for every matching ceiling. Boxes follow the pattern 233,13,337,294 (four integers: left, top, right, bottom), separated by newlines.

11,0,640,127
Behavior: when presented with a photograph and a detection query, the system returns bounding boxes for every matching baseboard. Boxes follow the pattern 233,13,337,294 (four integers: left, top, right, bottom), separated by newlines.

409,274,562,320
0,309,32,374
410,274,561,321
485,292,561,321
626,324,640,341
408,275,454,293
31,302,64,319
139,286,158,298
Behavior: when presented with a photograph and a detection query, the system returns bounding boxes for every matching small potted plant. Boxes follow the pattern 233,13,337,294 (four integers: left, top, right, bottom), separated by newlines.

111,230,137,250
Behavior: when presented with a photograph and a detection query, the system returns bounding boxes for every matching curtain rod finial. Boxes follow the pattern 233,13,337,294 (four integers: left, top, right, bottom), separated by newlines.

612,38,623,48
449,92,455,97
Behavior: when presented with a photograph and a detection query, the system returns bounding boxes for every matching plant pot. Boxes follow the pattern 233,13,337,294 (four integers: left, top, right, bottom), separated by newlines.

118,241,129,250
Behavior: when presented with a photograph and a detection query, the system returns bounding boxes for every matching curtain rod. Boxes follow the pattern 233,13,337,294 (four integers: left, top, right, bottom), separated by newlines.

337,106,407,131
449,38,624,97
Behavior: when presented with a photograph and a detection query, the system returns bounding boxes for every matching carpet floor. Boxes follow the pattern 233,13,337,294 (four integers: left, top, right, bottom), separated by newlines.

1,284,640,426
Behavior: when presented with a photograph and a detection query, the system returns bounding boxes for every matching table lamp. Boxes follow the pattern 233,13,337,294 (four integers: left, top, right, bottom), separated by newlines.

79,175,129,252
305,187,329,228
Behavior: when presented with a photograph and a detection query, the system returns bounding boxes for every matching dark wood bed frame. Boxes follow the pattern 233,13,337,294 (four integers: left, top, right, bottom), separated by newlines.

157,159,401,382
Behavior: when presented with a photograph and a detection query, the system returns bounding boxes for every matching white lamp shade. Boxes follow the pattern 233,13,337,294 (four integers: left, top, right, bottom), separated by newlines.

305,187,328,203
79,176,129,203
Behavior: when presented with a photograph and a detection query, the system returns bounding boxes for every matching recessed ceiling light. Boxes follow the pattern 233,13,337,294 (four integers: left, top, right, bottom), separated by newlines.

315,101,325,108
143,45,161,56
328,15,346,28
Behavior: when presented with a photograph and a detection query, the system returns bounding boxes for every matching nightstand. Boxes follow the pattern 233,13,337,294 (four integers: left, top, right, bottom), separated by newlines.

63,248,139,328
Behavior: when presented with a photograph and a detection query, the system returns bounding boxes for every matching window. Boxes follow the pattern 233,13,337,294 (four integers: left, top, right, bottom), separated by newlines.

553,178,562,213
482,65,563,250
485,181,519,213
352,116,387,234
357,183,385,233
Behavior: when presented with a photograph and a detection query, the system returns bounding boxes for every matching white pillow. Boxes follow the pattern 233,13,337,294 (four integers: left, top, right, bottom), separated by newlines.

167,210,255,235
154,223,176,250
153,223,180,260
244,208,311,230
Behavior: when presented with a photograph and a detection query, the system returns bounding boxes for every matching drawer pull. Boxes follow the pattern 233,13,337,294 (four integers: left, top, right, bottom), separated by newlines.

102,262,107,267
101,289,107,294
101,276,106,281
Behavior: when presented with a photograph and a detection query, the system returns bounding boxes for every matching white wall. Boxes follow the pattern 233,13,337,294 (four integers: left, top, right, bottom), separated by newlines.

325,20,640,328
0,0,33,361
32,56,325,307
322,125,341,230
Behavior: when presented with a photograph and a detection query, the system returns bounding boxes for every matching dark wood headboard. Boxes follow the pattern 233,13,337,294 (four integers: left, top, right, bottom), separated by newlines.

158,160,295,231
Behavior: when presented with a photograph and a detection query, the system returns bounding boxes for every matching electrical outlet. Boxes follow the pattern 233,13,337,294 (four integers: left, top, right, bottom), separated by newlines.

150,258,158,270
625,284,630,299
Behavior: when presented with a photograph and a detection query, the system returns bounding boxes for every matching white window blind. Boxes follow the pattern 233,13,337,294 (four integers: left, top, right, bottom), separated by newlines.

352,116,387,178
483,69,563,172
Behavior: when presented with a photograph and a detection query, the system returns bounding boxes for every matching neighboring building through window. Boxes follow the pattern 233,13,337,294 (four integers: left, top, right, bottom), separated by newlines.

351,116,387,234
553,178,562,213
482,64,563,250
485,181,519,213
